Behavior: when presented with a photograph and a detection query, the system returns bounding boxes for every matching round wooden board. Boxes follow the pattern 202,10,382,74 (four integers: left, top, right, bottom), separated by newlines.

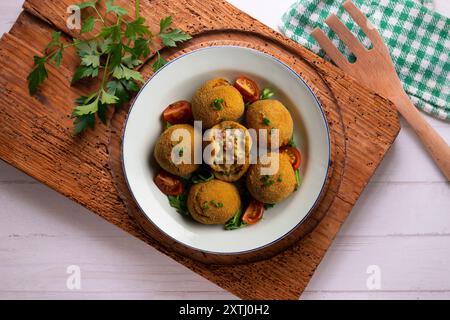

108,32,347,265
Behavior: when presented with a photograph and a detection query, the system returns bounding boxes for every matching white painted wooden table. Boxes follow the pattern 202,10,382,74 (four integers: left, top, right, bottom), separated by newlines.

1,0,449,300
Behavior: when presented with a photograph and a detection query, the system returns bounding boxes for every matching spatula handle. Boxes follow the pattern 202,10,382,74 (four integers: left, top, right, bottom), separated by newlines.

393,91,450,181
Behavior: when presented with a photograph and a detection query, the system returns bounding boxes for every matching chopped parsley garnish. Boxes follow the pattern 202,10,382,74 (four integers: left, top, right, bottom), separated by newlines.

201,201,209,210
210,200,224,208
178,148,184,157
261,175,275,187
260,88,274,100
168,194,189,216
225,208,245,230
277,174,283,182
262,117,271,125
288,136,297,147
212,98,224,110
295,169,301,191
191,169,215,184
264,203,275,210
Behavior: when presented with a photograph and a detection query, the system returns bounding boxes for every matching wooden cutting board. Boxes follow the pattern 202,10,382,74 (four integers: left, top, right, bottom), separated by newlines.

0,0,400,299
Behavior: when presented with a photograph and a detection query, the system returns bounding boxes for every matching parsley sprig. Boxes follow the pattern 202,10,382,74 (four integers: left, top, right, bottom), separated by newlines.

27,0,191,135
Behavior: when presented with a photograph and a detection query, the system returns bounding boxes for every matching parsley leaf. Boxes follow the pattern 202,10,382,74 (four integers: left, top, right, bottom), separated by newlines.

76,1,97,10
100,89,119,104
168,194,189,216
113,64,144,82
99,25,121,42
225,209,245,230
212,98,224,110
81,15,96,34
152,52,167,72
106,0,128,16
81,54,100,68
132,38,151,58
73,96,99,116
27,56,48,95
71,65,99,84
159,16,172,33
260,88,274,100
288,136,296,147
262,117,271,125
160,29,192,47
46,31,62,50
125,17,151,40
73,113,96,136
51,48,64,67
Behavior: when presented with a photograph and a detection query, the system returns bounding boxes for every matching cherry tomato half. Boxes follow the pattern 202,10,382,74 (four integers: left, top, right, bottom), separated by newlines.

154,170,184,196
234,76,260,103
162,100,193,125
242,199,265,225
281,146,302,170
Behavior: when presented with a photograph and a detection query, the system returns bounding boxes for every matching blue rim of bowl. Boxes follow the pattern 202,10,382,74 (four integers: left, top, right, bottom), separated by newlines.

122,45,331,256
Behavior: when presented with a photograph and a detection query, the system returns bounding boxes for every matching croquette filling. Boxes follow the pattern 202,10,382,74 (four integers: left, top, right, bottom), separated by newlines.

209,128,247,176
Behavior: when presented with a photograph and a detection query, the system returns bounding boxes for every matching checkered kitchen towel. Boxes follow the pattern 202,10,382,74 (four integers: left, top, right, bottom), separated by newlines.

280,0,450,120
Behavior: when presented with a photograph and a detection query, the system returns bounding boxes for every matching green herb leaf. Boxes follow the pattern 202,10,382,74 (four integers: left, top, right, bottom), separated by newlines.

260,88,274,100
159,16,172,33
132,38,151,58
122,54,141,69
100,89,119,104
210,200,224,208
212,98,224,111
73,96,99,116
97,101,108,124
73,113,96,136
225,209,245,230
76,1,97,10
46,31,62,50
107,80,129,105
51,47,64,67
99,25,122,42
262,117,271,125
75,40,98,57
191,170,215,184
295,169,301,191
168,194,189,216
81,54,100,68
263,203,275,210
27,56,48,95
152,52,167,72
71,65,99,84
160,29,192,47
113,64,144,82
261,175,275,187
125,17,151,40
288,136,296,147
105,0,128,16
81,15,96,34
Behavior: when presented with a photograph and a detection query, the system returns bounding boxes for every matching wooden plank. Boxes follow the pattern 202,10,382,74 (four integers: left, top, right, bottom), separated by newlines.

0,0,401,299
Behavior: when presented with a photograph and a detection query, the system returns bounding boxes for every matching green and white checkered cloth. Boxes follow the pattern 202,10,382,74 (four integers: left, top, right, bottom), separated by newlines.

280,0,450,120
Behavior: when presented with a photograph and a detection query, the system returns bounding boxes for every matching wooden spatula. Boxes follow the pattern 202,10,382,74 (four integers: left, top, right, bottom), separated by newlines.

312,0,450,180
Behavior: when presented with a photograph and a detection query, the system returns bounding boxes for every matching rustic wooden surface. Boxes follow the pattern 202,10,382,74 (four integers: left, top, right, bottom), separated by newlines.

0,0,446,300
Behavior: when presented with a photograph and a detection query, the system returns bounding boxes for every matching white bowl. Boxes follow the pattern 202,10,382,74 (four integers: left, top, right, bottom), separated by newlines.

122,46,330,255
